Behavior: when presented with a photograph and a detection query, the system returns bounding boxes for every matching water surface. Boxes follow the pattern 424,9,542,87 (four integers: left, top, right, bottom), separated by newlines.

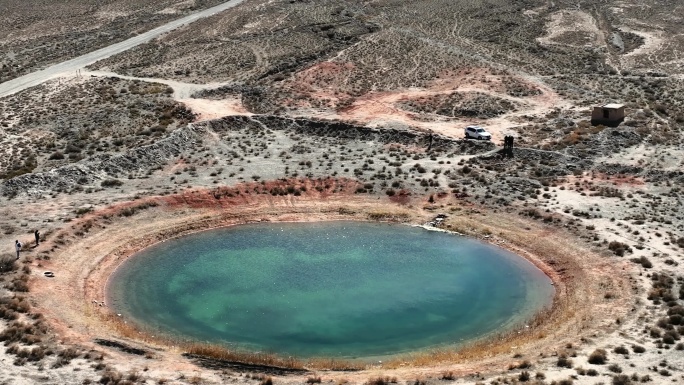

108,221,553,358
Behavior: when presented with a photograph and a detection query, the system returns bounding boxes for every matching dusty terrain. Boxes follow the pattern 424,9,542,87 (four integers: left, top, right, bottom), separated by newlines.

0,0,230,83
0,0,683,384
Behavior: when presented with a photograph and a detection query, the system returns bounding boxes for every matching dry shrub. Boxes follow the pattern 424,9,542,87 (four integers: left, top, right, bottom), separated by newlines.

0,307,18,321
126,371,142,382
0,321,43,345
29,346,46,361
0,254,18,273
8,274,30,292
0,296,30,313
99,369,123,384
612,374,632,385
518,371,530,382
58,347,80,360
556,354,573,368
608,241,631,256
588,348,608,364
185,344,304,369
366,377,397,385
516,360,532,369
7,345,47,362
613,346,629,355
440,371,455,380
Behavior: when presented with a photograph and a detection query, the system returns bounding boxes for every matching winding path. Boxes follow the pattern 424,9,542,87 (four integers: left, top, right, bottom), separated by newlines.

0,0,246,99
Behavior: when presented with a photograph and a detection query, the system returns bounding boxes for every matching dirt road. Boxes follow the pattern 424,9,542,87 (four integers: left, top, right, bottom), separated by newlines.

0,0,247,99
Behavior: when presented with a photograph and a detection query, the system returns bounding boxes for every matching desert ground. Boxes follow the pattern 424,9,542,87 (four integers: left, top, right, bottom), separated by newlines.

0,0,683,384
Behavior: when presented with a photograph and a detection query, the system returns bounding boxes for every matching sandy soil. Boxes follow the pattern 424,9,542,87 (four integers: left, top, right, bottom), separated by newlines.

537,10,605,48
179,98,252,121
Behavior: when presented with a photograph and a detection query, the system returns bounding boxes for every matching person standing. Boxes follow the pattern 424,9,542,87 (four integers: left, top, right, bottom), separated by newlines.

34,230,40,246
15,240,22,260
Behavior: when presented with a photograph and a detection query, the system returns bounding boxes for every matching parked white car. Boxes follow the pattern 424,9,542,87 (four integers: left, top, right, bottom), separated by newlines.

464,126,491,140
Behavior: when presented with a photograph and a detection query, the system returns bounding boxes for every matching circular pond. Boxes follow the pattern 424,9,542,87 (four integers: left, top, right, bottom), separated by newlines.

107,221,553,358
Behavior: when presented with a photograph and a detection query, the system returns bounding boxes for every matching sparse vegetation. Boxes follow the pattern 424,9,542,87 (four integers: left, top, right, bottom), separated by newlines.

1,0,684,383
588,349,608,364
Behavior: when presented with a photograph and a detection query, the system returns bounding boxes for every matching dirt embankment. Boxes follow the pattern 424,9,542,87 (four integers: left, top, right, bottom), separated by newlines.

25,180,632,382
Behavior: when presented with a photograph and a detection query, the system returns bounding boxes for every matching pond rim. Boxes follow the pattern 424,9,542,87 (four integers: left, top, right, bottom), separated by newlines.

103,219,558,362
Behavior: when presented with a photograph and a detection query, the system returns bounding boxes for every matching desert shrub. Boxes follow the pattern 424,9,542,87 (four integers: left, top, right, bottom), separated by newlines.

613,346,629,355
631,345,646,353
588,349,608,364
0,254,18,273
0,307,18,321
440,371,455,380
75,207,93,216
8,275,29,292
366,377,397,385
117,202,158,217
260,377,273,385
99,369,122,384
608,241,631,256
649,328,661,338
7,343,44,362
612,374,632,385
58,347,80,360
586,369,598,376
28,346,45,361
0,321,42,345
0,297,30,313
518,371,530,382
608,363,622,373
630,256,652,268
101,179,123,188
48,151,65,160
662,330,679,344
557,354,573,368
306,377,322,384
126,371,142,382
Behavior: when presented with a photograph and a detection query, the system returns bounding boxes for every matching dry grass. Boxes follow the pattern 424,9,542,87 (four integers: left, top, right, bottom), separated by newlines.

365,377,397,385
367,209,411,221
0,254,19,273
185,343,304,370
101,310,362,370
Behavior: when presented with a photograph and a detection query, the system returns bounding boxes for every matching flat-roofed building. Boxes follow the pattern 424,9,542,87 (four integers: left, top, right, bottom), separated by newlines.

591,103,625,127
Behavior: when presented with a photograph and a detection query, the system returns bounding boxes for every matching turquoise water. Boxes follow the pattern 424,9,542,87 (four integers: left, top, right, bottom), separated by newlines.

107,221,553,358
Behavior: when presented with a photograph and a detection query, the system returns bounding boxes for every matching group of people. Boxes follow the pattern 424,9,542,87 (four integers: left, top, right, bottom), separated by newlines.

14,230,39,260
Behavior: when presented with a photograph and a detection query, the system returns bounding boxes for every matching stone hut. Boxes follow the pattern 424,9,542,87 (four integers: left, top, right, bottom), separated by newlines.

591,103,625,127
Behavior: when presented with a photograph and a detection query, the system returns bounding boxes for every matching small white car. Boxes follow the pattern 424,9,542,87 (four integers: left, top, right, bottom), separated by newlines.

464,126,491,140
